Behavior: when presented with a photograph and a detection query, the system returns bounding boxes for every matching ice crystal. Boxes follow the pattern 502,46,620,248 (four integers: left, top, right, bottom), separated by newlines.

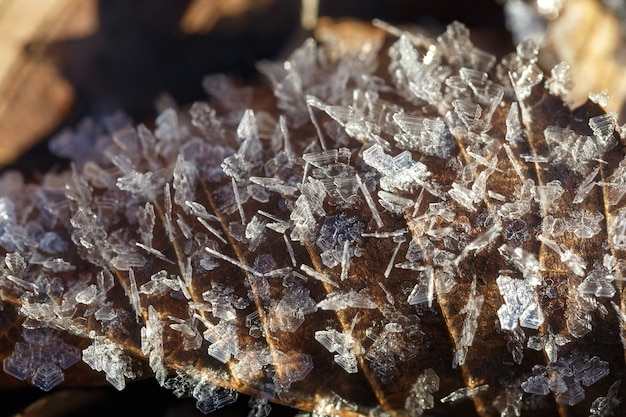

404,368,439,417
3,327,80,391
82,338,135,390
453,278,484,368
440,384,489,404
315,327,362,374
0,17,625,417
521,352,609,406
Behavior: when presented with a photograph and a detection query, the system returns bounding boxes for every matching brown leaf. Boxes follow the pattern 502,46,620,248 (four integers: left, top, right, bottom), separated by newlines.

1,18,625,417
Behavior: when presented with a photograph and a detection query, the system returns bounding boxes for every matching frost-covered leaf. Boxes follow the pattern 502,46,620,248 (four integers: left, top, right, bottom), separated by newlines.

0,16,625,417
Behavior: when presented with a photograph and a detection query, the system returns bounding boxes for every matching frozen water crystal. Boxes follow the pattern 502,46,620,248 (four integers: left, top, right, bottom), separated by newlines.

3,327,80,391
590,380,622,417
193,379,239,414
315,327,362,374
1,16,626,417
496,274,544,330
316,291,377,311
453,278,484,368
545,61,573,97
82,337,135,390
440,384,489,404
404,368,439,417
521,352,609,405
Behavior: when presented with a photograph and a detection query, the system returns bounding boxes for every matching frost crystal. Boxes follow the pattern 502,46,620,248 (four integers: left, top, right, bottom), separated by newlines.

3,327,80,391
440,384,489,404
545,61,573,97
521,352,609,406
141,305,167,384
1,17,626,417
453,278,484,368
590,380,622,417
316,291,377,311
404,368,439,417
193,379,239,414
315,327,362,374
496,274,544,330
82,338,134,390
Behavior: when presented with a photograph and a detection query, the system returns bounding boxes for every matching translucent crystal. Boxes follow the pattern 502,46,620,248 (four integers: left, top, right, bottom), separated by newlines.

404,368,439,417
440,384,489,404
388,35,444,107
453,278,484,368
578,264,616,298
317,291,377,311
521,373,551,395
609,207,626,250
42,258,75,273
407,268,434,307
173,155,198,208
193,379,239,414
116,170,164,200
521,352,609,405
589,89,610,108
514,63,543,100
505,102,523,144
496,274,543,330
82,337,134,390
363,145,433,193
3,327,80,391
141,305,166,384
393,114,454,157
75,284,97,305
573,167,598,204
315,327,362,373
589,380,622,417
546,61,573,97
589,113,617,154
537,235,586,276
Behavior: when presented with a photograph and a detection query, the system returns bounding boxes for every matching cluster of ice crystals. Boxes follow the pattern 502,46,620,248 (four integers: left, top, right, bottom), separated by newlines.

526,327,570,363
82,337,135,390
202,282,248,322
393,114,454,157
544,126,600,174
202,319,240,364
363,144,432,193
315,326,362,374
2,327,80,391
0,16,625,417
404,368,439,417
193,378,239,414
521,353,609,405
578,261,617,298
365,322,419,384
590,380,622,417
140,306,167,384
269,284,317,333
316,214,364,269
497,274,544,330
388,35,445,107
545,61,573,97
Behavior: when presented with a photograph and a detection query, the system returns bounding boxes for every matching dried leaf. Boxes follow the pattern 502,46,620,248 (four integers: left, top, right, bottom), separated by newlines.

1,18,625,417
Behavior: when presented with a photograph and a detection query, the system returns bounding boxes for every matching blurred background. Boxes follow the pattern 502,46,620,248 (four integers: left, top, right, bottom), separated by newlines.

1,0,625,416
